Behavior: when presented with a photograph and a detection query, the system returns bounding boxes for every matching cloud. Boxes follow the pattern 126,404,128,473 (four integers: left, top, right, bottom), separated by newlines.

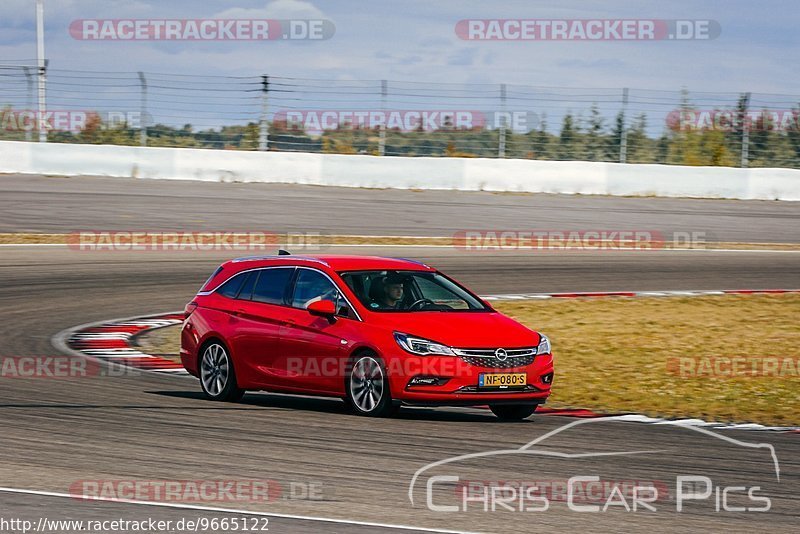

216,0,327,20
447,47,477,66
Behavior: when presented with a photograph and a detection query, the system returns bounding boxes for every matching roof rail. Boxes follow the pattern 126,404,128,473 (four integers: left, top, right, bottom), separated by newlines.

231,255,329,267
392,257,431,269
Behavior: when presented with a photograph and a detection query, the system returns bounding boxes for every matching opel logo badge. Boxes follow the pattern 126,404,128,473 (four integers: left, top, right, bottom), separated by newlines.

495,348,508,361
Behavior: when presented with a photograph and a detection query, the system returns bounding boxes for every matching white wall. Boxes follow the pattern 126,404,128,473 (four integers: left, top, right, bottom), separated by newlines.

1,140,798,200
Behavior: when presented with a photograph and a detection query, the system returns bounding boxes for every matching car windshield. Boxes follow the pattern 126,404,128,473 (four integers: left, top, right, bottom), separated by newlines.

339,270,489,312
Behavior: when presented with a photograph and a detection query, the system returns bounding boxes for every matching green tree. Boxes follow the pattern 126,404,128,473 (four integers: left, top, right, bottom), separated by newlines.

558,113,577,160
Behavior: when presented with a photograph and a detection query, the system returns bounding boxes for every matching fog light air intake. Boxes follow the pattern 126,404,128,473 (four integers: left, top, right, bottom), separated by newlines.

408,376,449,387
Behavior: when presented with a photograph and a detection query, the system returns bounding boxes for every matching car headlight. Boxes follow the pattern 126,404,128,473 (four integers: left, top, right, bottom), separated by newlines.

394,332,456,356
537,334,551,355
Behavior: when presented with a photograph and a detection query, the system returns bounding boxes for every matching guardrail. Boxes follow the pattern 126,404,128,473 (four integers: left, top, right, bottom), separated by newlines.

1,140,798,200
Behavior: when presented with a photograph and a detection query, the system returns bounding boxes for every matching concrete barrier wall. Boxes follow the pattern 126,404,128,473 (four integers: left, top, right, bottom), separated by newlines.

1,140,798,200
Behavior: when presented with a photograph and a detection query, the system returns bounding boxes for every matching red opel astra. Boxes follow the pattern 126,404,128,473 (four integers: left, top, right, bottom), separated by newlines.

181,254,553,419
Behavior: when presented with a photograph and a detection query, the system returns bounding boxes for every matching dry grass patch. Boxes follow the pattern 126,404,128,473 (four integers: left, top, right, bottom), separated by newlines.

495,294,800,426
133,326,182,365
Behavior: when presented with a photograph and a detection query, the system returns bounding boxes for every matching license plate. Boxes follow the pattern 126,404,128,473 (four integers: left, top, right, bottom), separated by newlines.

478,373,527,388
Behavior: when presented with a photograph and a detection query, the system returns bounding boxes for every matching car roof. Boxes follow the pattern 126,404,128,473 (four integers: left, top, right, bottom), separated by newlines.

199,255,437,294
225,254,434,272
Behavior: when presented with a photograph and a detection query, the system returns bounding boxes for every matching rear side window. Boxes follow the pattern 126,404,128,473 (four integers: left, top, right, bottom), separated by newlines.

251,268,294,305
237,271,257,300
217,272,247,299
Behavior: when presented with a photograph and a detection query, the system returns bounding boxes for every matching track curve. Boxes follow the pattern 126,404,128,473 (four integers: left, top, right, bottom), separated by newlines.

0,245,798,532
0,176,798,532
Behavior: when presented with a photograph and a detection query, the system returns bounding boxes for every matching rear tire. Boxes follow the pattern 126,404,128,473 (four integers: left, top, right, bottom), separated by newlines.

345,353,396,417
199,341,245,402
490,404,537,421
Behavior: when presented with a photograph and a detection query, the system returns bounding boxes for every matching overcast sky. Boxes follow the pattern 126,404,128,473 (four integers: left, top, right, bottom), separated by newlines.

1,0,798,94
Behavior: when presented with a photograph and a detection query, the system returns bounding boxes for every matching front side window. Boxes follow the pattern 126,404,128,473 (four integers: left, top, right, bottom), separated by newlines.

291,269,352,317
251,268,294,305
339,270,488,312
291,269,337,308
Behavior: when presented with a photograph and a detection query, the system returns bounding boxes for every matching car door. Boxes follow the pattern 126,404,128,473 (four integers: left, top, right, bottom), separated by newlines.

278,267,357,394
228,266,295,388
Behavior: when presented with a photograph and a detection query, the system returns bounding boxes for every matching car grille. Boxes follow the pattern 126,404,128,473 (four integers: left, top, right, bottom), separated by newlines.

453,347,536,369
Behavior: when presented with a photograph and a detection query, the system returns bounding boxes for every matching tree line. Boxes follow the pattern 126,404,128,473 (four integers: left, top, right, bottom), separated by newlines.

2,99,799,169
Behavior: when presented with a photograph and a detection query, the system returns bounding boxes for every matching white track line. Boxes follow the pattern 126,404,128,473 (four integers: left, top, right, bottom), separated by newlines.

0,487,480,534
483,289,800,300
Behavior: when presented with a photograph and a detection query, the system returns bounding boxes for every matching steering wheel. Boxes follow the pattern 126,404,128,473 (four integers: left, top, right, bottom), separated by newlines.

408,298,435,310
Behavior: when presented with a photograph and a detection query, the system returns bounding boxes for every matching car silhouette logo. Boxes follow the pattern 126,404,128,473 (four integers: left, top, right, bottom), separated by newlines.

408,417,781,507
495,348,508,361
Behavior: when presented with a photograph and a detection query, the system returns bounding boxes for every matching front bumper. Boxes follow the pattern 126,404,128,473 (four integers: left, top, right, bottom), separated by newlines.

387,352,554,405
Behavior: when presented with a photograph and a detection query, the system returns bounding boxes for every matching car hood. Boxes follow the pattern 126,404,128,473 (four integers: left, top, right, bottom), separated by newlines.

374,311,540,348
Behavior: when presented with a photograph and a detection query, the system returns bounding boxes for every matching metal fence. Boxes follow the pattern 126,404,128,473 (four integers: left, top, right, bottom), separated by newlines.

2,64,799,169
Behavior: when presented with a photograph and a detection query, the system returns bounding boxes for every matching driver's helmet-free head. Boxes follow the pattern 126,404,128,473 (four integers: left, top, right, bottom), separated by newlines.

367,272,406,309
367,272,408,309
383,272,407,287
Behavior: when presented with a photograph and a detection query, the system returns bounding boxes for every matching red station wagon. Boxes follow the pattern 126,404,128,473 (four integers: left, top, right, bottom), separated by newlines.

181,253,553,419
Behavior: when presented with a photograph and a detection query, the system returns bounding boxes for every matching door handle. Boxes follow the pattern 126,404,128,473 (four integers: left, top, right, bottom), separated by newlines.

233,308,246,317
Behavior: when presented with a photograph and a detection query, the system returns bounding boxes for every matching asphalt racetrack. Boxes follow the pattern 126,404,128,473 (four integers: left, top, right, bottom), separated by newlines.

0,175,798,532
1,174,799,242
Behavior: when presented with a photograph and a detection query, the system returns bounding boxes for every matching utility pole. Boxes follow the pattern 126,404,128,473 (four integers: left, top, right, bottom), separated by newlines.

259,75,269,151
741,92,751,168
620,88,629,163
23,67,34,141
36,0,47,142
379,79,387,156
138,72,147,147
498,84,507,158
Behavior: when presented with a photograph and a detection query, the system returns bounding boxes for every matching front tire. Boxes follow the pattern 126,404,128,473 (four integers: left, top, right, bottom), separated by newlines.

490,404,538,421
199,341,245,402
345,353,396,417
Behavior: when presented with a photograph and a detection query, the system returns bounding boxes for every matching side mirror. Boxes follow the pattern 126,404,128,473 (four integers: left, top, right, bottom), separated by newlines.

307,299,337,318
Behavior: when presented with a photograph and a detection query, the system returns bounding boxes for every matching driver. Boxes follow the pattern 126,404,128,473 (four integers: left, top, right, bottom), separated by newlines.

375,274,405,309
